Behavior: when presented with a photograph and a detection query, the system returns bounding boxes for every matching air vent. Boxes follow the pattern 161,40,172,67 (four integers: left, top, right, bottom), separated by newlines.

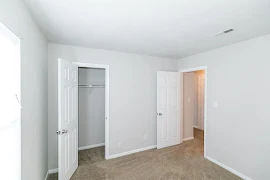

214,28,234,37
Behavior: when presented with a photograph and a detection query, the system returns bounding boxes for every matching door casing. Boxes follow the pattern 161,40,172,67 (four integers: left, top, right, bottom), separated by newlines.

72,62,110,160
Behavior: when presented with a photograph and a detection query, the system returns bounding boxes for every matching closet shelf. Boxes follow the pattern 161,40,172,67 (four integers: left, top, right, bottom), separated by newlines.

78,85,105,88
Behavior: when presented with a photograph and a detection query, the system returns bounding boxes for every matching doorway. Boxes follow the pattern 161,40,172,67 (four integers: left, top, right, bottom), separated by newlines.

74,62,110,161
180,67,207,157
78,67,106,163
57,60,110,180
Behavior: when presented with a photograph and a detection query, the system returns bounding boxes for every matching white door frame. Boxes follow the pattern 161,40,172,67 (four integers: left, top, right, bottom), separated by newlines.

179,66,207,157
72,62,110,160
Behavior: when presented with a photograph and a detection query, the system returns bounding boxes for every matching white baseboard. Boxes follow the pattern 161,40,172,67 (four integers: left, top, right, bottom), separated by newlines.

205,156,253,180
78,143,105,150
44,171,49,180
183,137,194,141
48,168,58,174
194,126,204,130
108,145,157,159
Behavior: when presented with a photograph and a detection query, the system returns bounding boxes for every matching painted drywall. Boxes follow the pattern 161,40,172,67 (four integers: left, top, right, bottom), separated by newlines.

24,0,270,59
193,72,199,127
78,68,105,147
48,43,177,169
183,72,194,139
0,0,48,180
193,70,205,128
178,34,270,180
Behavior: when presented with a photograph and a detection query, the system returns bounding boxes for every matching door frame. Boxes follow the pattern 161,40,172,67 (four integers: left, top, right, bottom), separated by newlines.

179,66,207,157
72,62,110,160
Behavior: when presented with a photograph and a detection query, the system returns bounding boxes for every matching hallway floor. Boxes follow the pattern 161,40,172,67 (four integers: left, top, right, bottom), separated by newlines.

48,128,241,180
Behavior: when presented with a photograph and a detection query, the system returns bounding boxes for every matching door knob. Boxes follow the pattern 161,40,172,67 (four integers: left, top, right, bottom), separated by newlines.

158,113,162,116
62,129,68,134
56,130,61,135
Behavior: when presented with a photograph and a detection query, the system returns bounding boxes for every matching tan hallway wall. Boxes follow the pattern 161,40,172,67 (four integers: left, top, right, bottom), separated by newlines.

193,70,205,129
183,72,194,139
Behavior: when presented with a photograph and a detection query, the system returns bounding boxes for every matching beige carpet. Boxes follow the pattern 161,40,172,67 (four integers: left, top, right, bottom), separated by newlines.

48,128,242,180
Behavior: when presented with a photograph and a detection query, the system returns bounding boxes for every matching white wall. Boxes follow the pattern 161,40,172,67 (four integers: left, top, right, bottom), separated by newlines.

178,34,270,180
78,68,105,148
48,43,177,169
0,0,48,180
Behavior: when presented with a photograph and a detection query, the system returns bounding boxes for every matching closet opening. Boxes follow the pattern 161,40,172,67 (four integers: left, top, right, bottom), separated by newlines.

78,67,106,162
74,62,110,161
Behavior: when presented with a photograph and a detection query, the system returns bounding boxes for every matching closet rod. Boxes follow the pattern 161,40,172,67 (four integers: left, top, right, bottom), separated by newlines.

78,85,105,88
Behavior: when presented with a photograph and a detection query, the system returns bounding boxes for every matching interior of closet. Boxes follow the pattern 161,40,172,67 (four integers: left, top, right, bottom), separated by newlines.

78,67,105,153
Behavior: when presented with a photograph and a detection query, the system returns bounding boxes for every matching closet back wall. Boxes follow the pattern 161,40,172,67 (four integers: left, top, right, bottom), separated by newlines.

78,68,105,148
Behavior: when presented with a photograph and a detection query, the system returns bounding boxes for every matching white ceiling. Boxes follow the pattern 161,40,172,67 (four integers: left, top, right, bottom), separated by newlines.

23,0,270,59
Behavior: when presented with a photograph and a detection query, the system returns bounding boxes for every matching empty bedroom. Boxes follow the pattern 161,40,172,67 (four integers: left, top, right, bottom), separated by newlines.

0,0,270,180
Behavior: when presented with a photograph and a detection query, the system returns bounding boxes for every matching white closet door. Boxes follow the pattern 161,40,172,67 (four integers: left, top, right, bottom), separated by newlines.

198,74,205,130
58,58,78,180
157,71,180,149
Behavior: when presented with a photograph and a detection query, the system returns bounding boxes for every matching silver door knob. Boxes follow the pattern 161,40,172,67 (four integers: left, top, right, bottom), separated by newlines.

158,113,162,116
56,130,61,135
62,129,68,134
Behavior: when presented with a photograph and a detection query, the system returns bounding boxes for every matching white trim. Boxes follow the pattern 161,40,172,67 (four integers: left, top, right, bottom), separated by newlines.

179,66,207,157
44,171,49,180
78,143,105,150
72,62,110,160
48,168,58,174
180,66,207,73
205,156,253,180
73,62,108,69
108,145,157,159
183,137,194,141
193,126,203,130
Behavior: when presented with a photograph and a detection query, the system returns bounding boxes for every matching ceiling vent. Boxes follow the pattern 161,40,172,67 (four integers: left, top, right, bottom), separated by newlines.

214,28,234,37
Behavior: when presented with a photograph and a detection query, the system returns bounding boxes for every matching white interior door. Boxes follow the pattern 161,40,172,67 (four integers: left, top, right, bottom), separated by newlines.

58,58,78,180
157,71,180,149
198,74,205,130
